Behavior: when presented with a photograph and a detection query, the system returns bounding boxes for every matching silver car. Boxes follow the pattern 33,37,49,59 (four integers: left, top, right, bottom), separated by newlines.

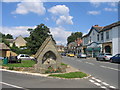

96,53,112,61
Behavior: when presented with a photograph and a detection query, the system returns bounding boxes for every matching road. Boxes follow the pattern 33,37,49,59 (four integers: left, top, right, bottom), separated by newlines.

62,56,120,89
1,69,100,89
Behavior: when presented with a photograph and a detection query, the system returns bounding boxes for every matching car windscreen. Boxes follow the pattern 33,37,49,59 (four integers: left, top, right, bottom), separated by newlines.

106,54,112,55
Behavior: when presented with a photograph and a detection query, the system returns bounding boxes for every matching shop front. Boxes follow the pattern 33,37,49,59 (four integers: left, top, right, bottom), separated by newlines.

86,42,102,57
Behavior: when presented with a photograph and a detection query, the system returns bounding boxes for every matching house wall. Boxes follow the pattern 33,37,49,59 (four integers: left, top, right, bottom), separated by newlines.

112,26,120,55
89,29,98,43
0,50,6,57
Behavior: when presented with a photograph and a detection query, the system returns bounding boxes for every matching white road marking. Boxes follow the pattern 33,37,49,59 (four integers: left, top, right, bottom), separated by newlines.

89,77,117,89
100,86,107,88
100,65,120,71
85,62,94,65
91,77,96,79
109,86,116,89
0,82,24,89
95,79,102,83
94,83,101,86
102,82,109,86
89,79,95,83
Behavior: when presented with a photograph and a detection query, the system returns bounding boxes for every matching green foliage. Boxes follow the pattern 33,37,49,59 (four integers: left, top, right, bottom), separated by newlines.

45,66,62,74
5,34,13,39
67,32,83,45
27,24,54,54
8,67,14,70
3,60,36,67
10,43,31,55
61,63,68,67
49,72,88,78
0,33,13,46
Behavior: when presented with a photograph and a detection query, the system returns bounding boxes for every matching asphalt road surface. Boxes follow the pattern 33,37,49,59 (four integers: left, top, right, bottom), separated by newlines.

62,56,120,89
1,70,100,89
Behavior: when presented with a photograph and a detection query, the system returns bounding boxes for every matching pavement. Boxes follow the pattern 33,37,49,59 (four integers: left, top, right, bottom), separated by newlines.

62,56,120,89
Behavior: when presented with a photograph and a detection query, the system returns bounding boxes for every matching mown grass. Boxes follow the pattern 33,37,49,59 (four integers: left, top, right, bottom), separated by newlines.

49,72,88,78
2,60,36,67
61,63,68,67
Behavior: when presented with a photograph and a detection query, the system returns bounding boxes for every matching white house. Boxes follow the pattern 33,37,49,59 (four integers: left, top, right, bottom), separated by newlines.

82,21,120,57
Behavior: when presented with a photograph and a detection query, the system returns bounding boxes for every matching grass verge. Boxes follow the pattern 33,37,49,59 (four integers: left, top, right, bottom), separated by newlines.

49,72,88,79
2,60,35,67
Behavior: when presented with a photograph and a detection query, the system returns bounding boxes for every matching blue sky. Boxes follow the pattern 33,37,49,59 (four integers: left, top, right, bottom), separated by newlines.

1,1,118,45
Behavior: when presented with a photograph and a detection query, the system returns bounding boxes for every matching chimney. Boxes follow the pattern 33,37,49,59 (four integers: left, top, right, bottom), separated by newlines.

94,25,99,26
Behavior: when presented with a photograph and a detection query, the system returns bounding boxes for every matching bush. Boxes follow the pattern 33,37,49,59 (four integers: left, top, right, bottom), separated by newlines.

8,67,14,70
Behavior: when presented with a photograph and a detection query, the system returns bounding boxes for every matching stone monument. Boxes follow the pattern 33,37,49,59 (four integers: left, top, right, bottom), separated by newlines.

34,36,62,73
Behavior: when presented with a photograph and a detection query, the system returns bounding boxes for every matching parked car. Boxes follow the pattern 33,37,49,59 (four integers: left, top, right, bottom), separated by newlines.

110,54,120,63
61,53,66,56
0,56,4,60
77,53,87,58
67,53,75,57
8,56,21,63
17,54,35,60
96,53,112,61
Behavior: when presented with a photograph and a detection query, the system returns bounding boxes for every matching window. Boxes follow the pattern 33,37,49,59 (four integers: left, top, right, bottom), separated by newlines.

20,55,24,57
90,36,91,42
101,32,104,40
93,31,94,35
97,34,99,41
106,31,109,39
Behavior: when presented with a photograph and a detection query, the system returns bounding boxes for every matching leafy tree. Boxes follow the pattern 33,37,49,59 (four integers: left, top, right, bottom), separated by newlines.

67,32,83,45
5,34,13,39
27,24,53,54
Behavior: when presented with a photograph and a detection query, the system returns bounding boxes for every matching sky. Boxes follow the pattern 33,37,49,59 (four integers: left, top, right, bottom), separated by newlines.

1,0,118,46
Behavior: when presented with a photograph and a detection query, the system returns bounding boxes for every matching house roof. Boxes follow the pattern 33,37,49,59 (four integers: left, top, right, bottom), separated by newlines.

5,39,14,43
0,43,10,50
93,26,103,32
100,21,120,32
15,35,27,43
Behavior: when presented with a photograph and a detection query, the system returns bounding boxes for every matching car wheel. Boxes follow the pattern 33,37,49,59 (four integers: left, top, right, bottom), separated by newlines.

103,58,105,61
96,58,99,61
110,59,113,63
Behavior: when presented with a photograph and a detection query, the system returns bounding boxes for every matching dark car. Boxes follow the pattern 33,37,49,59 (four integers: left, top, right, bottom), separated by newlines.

110,54,120,63
77,53,87,58
61,53,66,56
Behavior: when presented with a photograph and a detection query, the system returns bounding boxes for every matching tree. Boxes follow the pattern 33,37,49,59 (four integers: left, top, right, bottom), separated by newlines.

27,24,53,54
67,32,83,45
5,34,13,39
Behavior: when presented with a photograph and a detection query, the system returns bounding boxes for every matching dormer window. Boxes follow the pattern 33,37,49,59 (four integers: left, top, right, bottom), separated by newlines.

90,36,91,42
101,32,104,40
93,31,94,35
97,34,99,41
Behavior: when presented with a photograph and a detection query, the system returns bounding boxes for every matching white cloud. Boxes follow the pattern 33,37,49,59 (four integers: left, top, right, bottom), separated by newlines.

104,8,117,12
1,26,35,38
56,15,73,25
88,11,101,15
48,5,73,25
2,0,21,2
48,5,69,16
44,17,49,21
108,2,117,7
12,1,46,15
90,2,101,7
1,26,71,45
50,26,71,45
